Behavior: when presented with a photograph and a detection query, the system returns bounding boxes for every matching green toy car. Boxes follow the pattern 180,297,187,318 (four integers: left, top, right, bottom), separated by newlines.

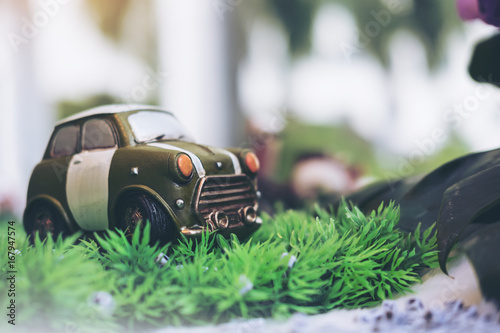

23,104,261,244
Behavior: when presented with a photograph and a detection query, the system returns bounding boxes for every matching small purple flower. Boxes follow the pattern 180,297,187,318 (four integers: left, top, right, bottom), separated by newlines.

457,0,481,20
478,0,500,27
457,0,500,27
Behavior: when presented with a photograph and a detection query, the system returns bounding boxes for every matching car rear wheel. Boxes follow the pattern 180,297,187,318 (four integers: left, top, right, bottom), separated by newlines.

24,202,69,243
117,192,176,245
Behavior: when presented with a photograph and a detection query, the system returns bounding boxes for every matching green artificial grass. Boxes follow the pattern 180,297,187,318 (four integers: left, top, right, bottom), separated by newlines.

0,201,438,332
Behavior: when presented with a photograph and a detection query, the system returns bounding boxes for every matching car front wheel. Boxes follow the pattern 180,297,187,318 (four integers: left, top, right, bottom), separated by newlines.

116,192,176,245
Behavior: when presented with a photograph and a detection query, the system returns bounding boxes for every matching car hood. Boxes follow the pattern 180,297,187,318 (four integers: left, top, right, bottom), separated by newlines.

146,140,242,177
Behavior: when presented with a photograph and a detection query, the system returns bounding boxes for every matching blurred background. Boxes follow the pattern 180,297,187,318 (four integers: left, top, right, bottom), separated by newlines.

1,0,500,221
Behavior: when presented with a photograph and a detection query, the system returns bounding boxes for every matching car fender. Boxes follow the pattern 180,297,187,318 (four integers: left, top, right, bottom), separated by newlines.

23,195,76,232
110,185,180,229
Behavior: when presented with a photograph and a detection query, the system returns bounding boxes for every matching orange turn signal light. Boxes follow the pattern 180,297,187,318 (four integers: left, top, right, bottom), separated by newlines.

245,152,260,174
177,154,193,178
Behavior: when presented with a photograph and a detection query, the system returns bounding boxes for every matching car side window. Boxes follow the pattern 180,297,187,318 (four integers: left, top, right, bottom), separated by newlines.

51,125,80,158
83,118,117,151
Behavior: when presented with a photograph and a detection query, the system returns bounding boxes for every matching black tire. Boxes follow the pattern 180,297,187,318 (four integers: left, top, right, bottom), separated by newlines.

116,192,177,245
24,202,69,244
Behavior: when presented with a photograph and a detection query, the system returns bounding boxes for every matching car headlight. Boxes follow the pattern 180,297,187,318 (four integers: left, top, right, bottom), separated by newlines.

171,153,193,182
243,151,260,175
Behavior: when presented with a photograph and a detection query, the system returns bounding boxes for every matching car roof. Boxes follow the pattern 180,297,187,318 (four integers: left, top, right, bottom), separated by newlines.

56,104,169,126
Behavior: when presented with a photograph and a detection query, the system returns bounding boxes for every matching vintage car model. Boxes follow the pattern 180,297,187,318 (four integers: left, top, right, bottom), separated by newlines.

24,104,261,244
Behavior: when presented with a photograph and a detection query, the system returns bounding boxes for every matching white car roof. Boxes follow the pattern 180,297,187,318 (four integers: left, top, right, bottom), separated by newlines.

56,104,168,126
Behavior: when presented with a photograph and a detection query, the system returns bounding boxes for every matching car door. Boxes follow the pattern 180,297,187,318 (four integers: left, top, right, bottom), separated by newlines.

66,118,118,230
30,124,82,218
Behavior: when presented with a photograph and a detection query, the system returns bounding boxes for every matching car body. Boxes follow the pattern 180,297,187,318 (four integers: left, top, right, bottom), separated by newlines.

23,104,261,243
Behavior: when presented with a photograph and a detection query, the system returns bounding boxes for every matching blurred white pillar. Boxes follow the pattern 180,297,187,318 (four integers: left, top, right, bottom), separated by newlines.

0,1,23,215
0,0,51,216
155,0,241,147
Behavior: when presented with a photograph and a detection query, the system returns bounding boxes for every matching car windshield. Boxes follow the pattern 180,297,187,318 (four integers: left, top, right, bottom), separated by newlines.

128,111,194,143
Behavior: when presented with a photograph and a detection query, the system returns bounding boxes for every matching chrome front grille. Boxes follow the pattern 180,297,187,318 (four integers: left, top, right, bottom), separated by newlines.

194,175,258,227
